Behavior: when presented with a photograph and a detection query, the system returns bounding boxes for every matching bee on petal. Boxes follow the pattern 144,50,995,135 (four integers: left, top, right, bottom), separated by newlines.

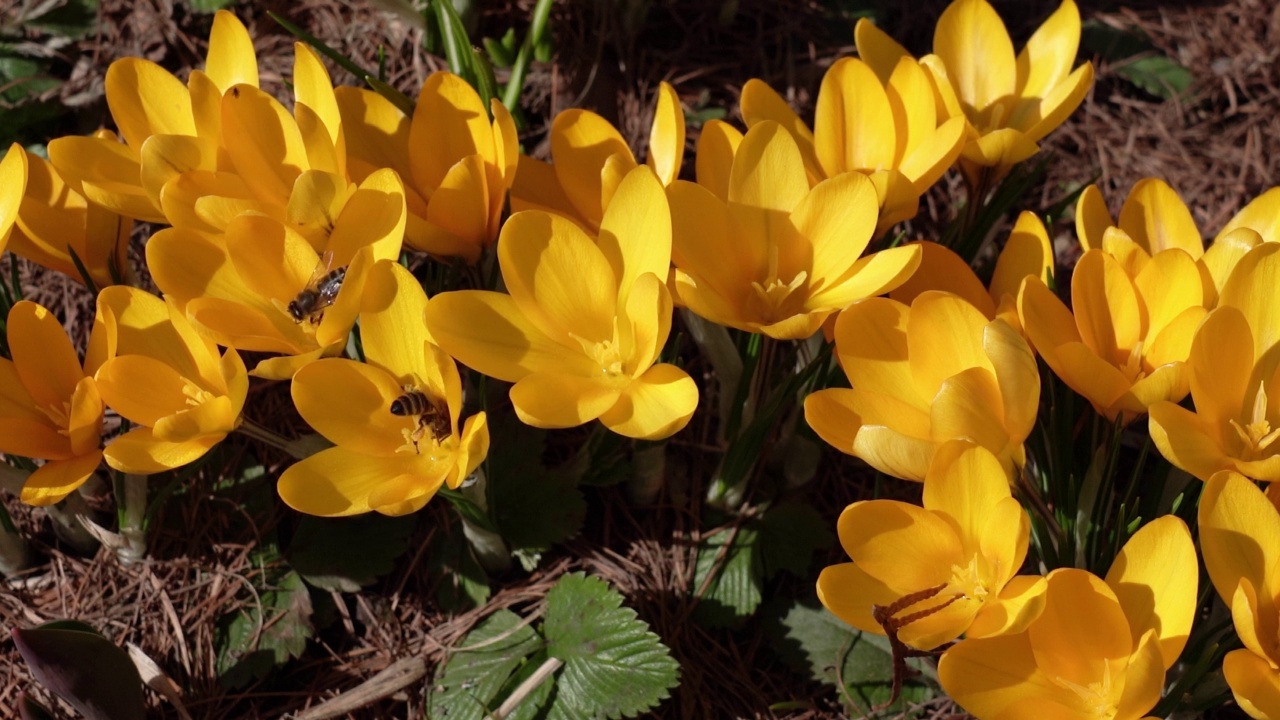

390,387,450,452
287,251,346,324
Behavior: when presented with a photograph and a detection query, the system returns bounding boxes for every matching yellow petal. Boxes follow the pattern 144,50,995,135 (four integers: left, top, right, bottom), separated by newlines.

598,166,670,300
296,104,340,176
907,291,994,396
278,446,435,517
1219,187,1280,245
886,57,937,165
1134,249,1207,346
728,121,809,213
103,426,221,474
929,366,1010,456
490,98,519,186
693,119,743,203
188,69,222,139
618,273,670,373
1204,227,1263,297
221,84,307,204
47,135,163,223
509,155,585,226
888,241,995,318
1148,401,1231,481
668,180,756,309
548,108,632,225
94,355,188,427
334,86,413,183
739,80,821,183
425,290,595,381
292,358,412,457
499,210,617,344
598,363,697,440
139,134,218,210
365,468,444,516
985,317,1039,442
161,170,270,234
1015,0,1081,99
1220,242,1280,359
1118,178,1203,258
1224,649,1280,720
1231,578,1274,666
331,167,407,264
836,499,960,591
990,211,1054,303
153,395,236,442
225,213,319,308
359,260,431,383
790,171,878,292
933,0,1015,112
899,116,966,193
1026,569,1131,688
0,143,28,252
20,451,104,507
961,128,1039,168
853,425,936,482
510,373,622,428
939,632,1066,719
1200,471,1280,614
854,18,910,83
646,82,685,186
1114,629,1167,720
410,71,495,195
249,344,336,381
1189,307,1254,432
424,154,490,256
292,42,340,146
1072,249,1141,361
1017,61,1093,142
923,441,1012,552
8,301,84,412
814,58,894,179
105,58,195,150
816,561,897,636
1104,515,1197,670
833,298,926,406
1075,184,1113,253
205,11,258,92
804,388,862,456
806,243,921,311
449,411,490,488
968,575,1048,638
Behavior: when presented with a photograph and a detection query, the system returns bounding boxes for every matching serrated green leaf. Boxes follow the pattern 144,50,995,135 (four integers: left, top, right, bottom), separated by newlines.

758,502,833,580
762,598,937,717
287,513,415,592
1116,55,1193,100
425,517,491,612
215,570,314,688
692,523,762,627
428,609,544,720
544,573,679,719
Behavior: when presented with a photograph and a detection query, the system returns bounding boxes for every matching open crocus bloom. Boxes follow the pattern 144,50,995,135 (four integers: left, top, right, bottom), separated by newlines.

1149,243,1280,481
47,11,258,223
0,302,104,506
1199,471,1280,718
939,515,1197,720
805,291,1038,482
741,55,965,235
1018,239,1209,424
92,287,247,475
511,82,684,233
146,168,406,380
426,166,698,440
669,120,920,340
858,0,1093,182
889,212,1054,335
338,71,517,262
278,260,488,517
817,442,1042,651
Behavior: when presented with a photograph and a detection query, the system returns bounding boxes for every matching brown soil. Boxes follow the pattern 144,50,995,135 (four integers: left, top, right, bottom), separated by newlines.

2,0,1274,718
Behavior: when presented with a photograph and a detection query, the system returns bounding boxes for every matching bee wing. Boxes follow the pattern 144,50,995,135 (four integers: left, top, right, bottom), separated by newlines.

305,250,335,288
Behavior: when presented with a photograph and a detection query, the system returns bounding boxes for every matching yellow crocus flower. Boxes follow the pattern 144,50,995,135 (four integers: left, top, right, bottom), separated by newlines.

890,211,1054,334
858,0,1093,181
510,83,685,233
0,302,104,505
939,516,1197,719
670,120,921,340
805,291,1039,482
817,442,1043,651
1018,239,1210,424
277,260,488,517
741,56,966,235
145,168,406,380
91,287,247,475
426,166,698,440
47,10,258,222
0,143,26,255
1199,471,1280,719
337,71,517,262
1149,243,1280,481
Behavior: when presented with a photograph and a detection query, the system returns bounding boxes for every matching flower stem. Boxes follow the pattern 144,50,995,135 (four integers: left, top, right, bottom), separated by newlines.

236,419,324,459
0,463,30,576
116,473,148,566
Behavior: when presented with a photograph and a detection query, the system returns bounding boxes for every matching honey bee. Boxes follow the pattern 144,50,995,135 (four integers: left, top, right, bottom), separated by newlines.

288,251,346,324
390,388,451,452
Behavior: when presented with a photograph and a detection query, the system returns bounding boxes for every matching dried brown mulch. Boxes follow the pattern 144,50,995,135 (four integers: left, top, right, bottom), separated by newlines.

4,0,1278,718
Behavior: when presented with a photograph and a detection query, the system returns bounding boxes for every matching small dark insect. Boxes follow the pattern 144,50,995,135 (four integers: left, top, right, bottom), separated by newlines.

391,389,451,452
231,87,240,98
288,251,345,324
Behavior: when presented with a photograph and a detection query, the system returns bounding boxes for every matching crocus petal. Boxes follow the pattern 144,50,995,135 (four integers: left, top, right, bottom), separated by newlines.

1027,569,1131,688
221,84,307,204
833,298,926,407
968,575,1048,638
425,154,490,255
139,134,218,209
1113,630,1167,720
548,109,633,225
816,561,897,635
0,143,26,251
854,18,910,82
20,451,104,507
990,211,1054,302
693,119,742,203
1118,179,1203,259
409,72,495,194
1220,242,1280,358
1219,187,1280,245
1230,578,1274,665
939,633,1066,719
934,0,1015,112
598,166,671,299
1203,227,1263,297
1019,62,1094,143
365,469,443,517
804,388,862,456
359,260,431,382
105,59,195,149
153,395,236,442
330,167,406,264
960,128,1039,168
837,499,961,593
1143,306,1205,370
923,441,1010,551
499,210,618,344
292,358,411,457
1015,0,1081,100
334,86,413,183
853,425,936,482
225,214,317,308
598,364,697,439
510,373,622,429
205,11,257,92
47,136,162,222
103,426,222,474
67,377,103,457
510,156,583,224
1104,515,1197,669
0,418,70,460
646,82,685,185
1075,184,1112,252
814,58,895,178
8,301,84,412
1072,250,1141,361
619,273,670,373
739,80,822,183
1149,401,1231,482
984,318,1039,442
292,43,340,145
278,446,428,517
908,291,995,395
1224,649,1280,720
790,172,878,291
250,344,336,381
888,242,995,318
95,355,189,427
806,244,921,311
728,121,809,214
929,366,1010,455
425,290,597,381
668,180,757,308
1199,471,1280,615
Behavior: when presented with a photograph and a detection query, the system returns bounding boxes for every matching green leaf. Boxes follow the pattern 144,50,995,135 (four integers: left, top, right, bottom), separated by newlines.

762,597,937,717
428,609,544,720
483,34,516,69
424,516,491,612
1081,21,1193,100
544,573,679,718
215,570,314,688
287,513,415,592
185,0,236,12
12,621,145,720
758,502,833,580
1115,55,1193,100
692,521,762,627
